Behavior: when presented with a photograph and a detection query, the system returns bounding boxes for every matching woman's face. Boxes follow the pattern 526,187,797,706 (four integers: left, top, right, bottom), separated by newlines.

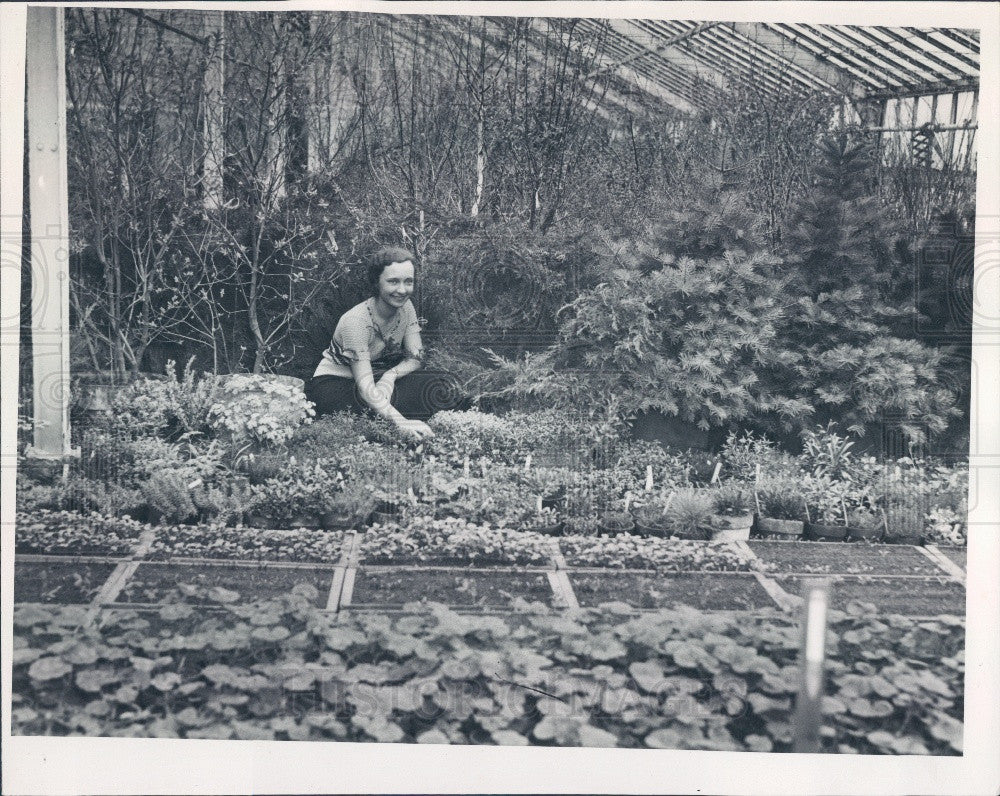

377,260,415,309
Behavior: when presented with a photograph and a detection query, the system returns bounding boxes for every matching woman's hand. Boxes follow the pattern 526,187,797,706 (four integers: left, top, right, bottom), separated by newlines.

395,418,434,441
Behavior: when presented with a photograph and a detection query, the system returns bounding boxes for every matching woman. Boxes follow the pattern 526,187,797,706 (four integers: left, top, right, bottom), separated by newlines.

305,246,436,440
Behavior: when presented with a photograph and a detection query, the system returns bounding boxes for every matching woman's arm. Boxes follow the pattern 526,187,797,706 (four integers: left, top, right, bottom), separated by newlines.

351,357,433,439
385,325,424,379
350,358,406,424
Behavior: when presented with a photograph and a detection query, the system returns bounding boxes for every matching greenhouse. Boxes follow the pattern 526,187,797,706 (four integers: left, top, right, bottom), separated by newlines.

9,5,986,763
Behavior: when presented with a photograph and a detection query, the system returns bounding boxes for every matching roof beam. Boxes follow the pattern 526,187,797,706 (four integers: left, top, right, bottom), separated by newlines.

730,22,866,100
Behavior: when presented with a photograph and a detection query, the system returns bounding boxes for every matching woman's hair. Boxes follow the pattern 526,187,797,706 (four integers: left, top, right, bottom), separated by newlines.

366,246,415,293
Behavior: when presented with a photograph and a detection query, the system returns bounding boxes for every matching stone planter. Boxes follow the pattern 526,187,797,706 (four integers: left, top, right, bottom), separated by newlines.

754,516,805,538
710,513,753,542
805,522,849,541
321,511,360,531
847,524,883,542
521,521,564,537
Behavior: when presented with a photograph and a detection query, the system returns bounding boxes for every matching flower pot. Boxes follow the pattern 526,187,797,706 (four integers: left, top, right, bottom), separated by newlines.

711,513,754,530
522,522,564,536
597,514,636,536
370,511,400,527
847,524,883,542
805,522,849,541
754,516,804,538
633,521,672,538
673,528,710,541
710,513,753,542
541,495,566,512
321,511,356,531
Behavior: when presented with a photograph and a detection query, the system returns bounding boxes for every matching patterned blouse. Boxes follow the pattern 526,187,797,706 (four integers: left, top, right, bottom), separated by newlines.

313,297,423,378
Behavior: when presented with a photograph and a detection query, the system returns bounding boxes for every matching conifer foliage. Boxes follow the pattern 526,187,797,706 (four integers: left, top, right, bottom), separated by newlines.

771,133,957,439
489,138,958,443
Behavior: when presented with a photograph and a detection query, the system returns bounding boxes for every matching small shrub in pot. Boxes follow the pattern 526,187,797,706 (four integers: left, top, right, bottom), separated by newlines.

884,500,926,545
804,476,849,541
846,506,883,542
709,483,754,541
597,510,636,536
631,498,673,537
321,486,375,530
663,488,714,540
754,478,807,538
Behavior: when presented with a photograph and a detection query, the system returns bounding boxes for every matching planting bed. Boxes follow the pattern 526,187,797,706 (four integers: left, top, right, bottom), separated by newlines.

570,572,774,611
116,563,334,607
349,568,554,608
147,525,346,563
559,536,751,572
13,560,118,604
774,576,966,616
15,511,145,557
748,541,943,576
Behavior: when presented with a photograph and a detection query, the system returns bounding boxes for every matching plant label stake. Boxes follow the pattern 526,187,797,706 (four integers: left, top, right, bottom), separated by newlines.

624,491,632,512
645,465,653,492
524,454,532,472
661,492,674,517
463,456,470,478
793,578,831,753
406,487,417,506
710,462,722,484
536,495,543,513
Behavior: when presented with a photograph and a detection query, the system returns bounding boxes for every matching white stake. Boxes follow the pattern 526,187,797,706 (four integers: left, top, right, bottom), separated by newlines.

525,454,532,472
645,465,653,492
624,491,632,511
536,495,543,513
463,456,470,478
710,462,722,484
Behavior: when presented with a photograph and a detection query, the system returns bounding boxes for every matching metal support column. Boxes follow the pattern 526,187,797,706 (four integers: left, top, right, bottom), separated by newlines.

25,6,74,462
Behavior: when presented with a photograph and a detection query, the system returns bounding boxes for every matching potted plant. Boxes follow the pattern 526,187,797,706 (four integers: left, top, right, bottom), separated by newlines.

846,506,883,542
631,497,674,537
519,467,572,512
754,478,806,538
597,510,636,536
883,500,925,545
663,488,714,540
801,476,849,541
709,483,754,542
320,486,375,531
519,506,563,536
371,492,406,526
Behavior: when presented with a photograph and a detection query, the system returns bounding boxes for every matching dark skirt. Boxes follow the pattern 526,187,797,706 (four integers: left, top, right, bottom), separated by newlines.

305,368,468,421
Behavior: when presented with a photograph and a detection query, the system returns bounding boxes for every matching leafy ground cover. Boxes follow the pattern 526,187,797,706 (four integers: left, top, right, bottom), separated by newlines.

349,569,554,608
748,541,943,576
359,519,553,567
570,573,774,611
774,576,966,616
13,561,118,604
116,564,334,607
10,596,963,753
147,525,346,563
558,536,752,571
15,511,147,557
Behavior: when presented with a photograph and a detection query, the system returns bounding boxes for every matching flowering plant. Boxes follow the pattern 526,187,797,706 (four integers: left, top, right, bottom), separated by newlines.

209,375,314,449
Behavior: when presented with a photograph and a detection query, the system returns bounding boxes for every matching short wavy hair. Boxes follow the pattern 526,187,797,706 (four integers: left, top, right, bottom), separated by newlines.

366,246,416,294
